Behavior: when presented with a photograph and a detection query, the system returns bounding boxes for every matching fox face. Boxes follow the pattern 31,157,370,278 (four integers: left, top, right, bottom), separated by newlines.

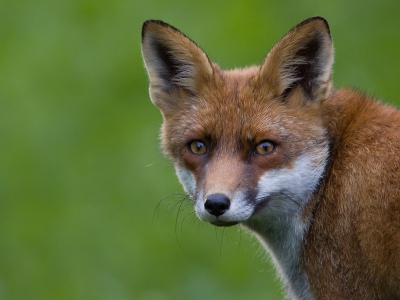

142,18,332,229
172,83,329,228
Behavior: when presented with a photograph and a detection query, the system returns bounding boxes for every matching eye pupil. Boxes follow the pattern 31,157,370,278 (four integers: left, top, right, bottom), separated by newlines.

189,140,207,154
255,140,275,155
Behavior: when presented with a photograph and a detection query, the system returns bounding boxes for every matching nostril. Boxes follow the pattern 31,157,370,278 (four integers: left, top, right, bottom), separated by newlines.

204,193,230,217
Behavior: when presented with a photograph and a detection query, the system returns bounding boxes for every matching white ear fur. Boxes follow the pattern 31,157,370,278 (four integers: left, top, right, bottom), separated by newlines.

141,20,213,98
260,17,334,103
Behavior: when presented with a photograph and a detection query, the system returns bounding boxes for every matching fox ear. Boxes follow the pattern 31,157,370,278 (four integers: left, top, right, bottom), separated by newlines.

260,17,333,103
141,20,213,109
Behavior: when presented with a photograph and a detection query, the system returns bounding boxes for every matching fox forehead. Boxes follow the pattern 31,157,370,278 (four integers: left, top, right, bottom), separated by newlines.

161,68,325,158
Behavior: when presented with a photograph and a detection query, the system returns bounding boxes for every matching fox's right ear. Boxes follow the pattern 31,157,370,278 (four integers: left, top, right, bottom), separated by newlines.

141,20,213,110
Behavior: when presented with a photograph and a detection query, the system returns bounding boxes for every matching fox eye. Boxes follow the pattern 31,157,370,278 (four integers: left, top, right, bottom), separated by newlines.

254,140,276,155
188,140,207,155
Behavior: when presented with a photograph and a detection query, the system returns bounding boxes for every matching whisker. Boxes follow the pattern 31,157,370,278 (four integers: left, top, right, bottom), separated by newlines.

152,192,189,223
219,227,226,257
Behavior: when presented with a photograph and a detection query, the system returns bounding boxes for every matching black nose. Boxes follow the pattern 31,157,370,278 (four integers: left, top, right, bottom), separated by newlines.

204,193,230,217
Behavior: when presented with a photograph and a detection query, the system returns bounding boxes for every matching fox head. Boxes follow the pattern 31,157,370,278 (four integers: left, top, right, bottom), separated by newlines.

142,17,333,228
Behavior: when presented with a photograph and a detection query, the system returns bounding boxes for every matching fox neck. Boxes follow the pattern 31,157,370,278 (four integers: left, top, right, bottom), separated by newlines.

244,204,314,300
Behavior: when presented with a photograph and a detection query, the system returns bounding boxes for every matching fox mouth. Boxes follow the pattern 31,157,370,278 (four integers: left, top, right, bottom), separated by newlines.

210,220,239,227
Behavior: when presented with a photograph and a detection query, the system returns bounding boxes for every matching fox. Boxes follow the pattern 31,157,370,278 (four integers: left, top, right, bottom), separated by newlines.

141,17,400,299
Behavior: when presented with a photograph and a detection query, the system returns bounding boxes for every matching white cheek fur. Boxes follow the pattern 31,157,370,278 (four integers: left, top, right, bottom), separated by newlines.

256,153,327,212
175,165,196,195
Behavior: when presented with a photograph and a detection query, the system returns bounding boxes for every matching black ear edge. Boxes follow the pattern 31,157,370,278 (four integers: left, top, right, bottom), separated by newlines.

142,17,330,56
141,19,212,64
292,16,331,38
142,20,180,41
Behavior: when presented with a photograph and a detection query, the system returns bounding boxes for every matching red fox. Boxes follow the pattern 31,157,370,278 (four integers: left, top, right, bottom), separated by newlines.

141,17,400,299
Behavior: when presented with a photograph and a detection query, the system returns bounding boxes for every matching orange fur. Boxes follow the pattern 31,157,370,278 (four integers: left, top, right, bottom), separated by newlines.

142,17,400,299
303,90,400,299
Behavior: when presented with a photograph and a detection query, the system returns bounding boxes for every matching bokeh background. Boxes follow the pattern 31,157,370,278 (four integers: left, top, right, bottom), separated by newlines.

1,0,400,299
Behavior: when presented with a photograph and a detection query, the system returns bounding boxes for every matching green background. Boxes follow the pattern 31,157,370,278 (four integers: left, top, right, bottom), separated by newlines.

1,0,400,299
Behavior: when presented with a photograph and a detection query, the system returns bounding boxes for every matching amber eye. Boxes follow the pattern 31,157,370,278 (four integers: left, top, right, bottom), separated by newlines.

188,140,207,155
254,140,276,155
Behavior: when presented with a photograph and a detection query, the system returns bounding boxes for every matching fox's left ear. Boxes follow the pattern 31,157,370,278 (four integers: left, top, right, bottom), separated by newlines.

141,20,213,111
260,17,334,104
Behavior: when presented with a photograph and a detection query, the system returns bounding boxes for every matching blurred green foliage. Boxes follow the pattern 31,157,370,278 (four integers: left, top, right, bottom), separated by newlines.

1,0,400,299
